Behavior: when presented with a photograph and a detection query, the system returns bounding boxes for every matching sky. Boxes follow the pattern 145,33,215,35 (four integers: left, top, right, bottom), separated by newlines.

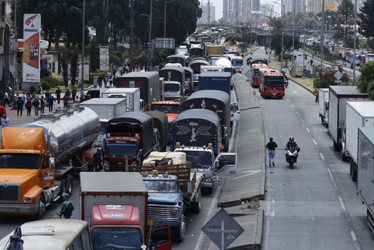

209,0,281,20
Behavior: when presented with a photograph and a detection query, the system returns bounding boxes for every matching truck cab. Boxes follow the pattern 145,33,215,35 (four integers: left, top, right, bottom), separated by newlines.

164,81,183,100
142,172,185,242
151,101,182,125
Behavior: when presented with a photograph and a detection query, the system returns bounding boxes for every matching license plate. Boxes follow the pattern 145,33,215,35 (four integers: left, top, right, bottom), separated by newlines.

147,219,154,226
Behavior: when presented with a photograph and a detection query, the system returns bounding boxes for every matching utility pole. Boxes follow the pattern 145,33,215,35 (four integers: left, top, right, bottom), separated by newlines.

353,0,357,83
130,0,134,71
292,0,295,76
147,0,153,71
280,0,284,72
81,0,85,100
303,1,306,77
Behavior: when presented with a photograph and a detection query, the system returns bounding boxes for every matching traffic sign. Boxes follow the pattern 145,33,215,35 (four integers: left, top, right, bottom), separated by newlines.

334,71,343,80
201,208,244,249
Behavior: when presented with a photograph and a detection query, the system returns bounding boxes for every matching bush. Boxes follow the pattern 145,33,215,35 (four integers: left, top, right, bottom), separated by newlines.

40,77,61,90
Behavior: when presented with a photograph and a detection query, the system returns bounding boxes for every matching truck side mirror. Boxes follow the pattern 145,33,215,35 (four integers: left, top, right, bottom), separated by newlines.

49,156,56,170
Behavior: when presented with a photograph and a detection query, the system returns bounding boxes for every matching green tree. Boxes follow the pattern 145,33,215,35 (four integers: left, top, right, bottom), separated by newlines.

359,0,374,38
357,61,374,94
338,0,354,38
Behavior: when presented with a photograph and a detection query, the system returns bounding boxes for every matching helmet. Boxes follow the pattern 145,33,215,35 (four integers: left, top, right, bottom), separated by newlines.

269,137,273,141
289,137,294,142
62,193,69,199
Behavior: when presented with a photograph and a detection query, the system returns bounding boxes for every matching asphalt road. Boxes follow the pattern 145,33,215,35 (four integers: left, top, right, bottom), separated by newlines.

252,47,374,249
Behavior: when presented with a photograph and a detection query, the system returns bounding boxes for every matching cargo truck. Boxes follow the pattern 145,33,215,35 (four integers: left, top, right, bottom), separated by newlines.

198,71,232,96
318,88,329,127
114,72,160,111
0,107,100,219
206,44,223,58
151,100,182,125
182,90,231,151
344,101,374,181
357,127,374,233
104,112,154,171
102,87,143,112
328,86,368,152
80,172,171,250
141,152,203,242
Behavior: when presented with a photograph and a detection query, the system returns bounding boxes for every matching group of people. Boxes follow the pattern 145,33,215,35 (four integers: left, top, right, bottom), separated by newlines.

265,137,300,167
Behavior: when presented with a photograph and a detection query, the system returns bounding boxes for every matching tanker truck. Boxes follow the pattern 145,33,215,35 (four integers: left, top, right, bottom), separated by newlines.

0,106,100,219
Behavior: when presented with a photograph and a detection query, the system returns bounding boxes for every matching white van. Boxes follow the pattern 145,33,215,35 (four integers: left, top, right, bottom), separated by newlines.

0,219,92,250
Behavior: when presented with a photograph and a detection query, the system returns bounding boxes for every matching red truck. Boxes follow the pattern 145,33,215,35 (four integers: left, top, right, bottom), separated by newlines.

80,172,171,250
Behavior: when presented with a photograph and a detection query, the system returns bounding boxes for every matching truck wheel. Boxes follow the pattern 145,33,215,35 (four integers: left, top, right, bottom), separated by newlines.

191,189,202,214
34,195,46,220
173,215,185,242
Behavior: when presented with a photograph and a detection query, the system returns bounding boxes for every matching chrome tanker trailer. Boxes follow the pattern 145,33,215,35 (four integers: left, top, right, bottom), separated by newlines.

0,106,101,219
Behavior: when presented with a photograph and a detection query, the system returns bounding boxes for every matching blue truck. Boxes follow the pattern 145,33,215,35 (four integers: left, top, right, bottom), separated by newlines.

198,71,232,96
141,152,203,242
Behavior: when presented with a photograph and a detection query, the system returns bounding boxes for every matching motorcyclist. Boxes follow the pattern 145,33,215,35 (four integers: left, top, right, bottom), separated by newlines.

282,70,288,87
285,137,300,162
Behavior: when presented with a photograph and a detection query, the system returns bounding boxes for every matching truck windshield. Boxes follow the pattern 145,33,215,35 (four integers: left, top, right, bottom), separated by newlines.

232,59,243,66
152,105,180,114
91,227,142,250
180,151,213,168
105,143,137,157
144,180,178,193
264,77,284,87
164,83,180,92
0,154,40,169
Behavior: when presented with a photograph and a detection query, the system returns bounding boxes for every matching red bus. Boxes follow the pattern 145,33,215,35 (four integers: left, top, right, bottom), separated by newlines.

259,68,285,98
226,46,240,56
251,64,269,87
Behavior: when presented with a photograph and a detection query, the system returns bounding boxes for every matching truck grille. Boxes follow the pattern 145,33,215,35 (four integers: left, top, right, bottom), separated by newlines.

148,205,180,220
0,183,20,202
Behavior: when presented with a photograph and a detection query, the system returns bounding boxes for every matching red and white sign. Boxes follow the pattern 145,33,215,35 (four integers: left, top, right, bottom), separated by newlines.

23,14,41,83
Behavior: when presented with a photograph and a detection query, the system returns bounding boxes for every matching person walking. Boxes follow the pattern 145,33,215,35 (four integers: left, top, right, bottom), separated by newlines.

16,96,24,116
266,137,278,167
40,96,45,114
47,94,55,112
72,87,77,102
26,98,32,116
55,87,61,104
0,104,6,119
3,91,10,107
63,93,69,108
55,193,74,219
32,97,40,116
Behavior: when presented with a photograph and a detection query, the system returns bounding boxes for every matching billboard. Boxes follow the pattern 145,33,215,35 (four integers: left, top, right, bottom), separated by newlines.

23,14,41,83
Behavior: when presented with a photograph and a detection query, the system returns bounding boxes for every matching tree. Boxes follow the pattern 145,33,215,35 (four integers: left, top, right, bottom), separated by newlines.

338,0,354,38
359,0,374,38
357,61,374,95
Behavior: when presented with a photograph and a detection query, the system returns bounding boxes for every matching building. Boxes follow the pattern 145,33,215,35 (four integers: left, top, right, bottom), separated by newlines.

222,0,261,25
198,2,216,24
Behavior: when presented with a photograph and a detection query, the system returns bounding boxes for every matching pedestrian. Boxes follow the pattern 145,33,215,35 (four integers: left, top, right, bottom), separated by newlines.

63,94,69,108
1,115,9,127
289,65,292,76
16,96,24,116
97,74,103,88
21,92,26,109
265,137,278,167
26,98,32,116
47,94,55,112
3,91,10,108
32,97,40,116
40,96,45,114
72,87,77,101
75,95,80,103
0,104,6,119
315,88,319,103
56,87,61,104
55,193,74,219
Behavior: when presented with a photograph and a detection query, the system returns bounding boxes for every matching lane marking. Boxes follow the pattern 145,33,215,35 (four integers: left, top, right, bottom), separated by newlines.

291,104,294,108
327,168,337,189
295,111,299,115
313,139,318,146
233,170,261,180
319,153,325,161
351,230,361,250
300,118,304,123
306,127,310,133
338,196,346,211
286,99,290,102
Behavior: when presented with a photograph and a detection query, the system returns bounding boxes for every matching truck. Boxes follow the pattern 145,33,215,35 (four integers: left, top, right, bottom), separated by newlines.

151,100,182,125
0,107,100,219
0,220,93,250
141,151,203,242
357,127,374,233
318,88,329,127
114,72,160,111
182,90,231,151
198,71,232,96
80,172,171,250
159,66,185,100
344,101,374,181
206,44,223,58
102,87,143,112
104,112,154,171
328,85,368,152
146,111,170,151
169,109,222,156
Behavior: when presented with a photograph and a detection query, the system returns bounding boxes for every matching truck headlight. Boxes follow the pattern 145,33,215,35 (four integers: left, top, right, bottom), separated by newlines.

24,197,33,203
170,209,179,217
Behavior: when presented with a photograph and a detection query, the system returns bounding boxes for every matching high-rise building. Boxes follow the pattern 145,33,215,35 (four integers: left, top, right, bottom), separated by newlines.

222,0,261,24
198,3,216,24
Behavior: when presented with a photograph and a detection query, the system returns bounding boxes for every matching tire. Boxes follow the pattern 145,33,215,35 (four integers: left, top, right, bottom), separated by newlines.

290,159,294,169
191,189,202,214
34,195,46,220
173,215,185,242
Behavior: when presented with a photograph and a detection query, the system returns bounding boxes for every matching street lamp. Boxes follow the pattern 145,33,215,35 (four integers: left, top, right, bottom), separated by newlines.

320,0,325,79
273,1,284,72
353,0,357,83
81,0,85,100
164,0,175,38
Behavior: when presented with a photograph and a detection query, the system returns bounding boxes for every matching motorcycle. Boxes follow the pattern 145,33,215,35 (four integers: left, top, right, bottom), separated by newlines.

285,146,299,169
